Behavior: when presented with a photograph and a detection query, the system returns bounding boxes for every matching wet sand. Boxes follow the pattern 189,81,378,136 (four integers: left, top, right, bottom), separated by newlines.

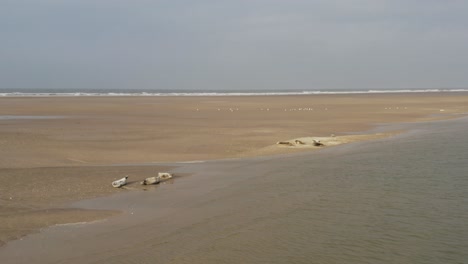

2,116,468,263
0,165,174,246
0,92,467,246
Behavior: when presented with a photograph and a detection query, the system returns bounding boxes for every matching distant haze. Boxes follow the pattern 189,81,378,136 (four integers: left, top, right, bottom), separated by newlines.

1,0,468,90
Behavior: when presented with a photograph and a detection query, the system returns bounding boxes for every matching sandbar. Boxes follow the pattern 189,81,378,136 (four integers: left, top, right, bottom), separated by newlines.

0,92,467,245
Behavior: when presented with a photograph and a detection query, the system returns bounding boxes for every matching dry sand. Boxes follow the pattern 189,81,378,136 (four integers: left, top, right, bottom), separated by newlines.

0,92,467,245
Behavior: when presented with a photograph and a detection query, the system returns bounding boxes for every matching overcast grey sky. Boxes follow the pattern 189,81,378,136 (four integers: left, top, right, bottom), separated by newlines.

1,0,468,90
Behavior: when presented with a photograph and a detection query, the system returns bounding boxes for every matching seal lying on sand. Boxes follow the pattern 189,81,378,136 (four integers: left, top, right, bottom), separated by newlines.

312,139,324,146
141,172,173,185
112,176,128,188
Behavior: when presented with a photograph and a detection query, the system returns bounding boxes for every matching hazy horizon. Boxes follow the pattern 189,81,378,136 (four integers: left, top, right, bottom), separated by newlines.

2,1,468,91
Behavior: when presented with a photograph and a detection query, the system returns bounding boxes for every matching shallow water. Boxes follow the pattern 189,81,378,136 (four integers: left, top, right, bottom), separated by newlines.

1,117,467,264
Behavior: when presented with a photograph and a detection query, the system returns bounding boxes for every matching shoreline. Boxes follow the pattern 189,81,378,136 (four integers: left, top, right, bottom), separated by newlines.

2,115,468,263
2,89,468,97
1,93,467,247
0,116,461,247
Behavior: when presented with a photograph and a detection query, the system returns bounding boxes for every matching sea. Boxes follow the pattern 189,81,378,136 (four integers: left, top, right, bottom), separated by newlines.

1,115,467,263
1,88,468,97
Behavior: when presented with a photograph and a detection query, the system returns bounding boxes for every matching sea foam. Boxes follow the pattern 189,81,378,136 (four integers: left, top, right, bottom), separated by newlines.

1,89,467,97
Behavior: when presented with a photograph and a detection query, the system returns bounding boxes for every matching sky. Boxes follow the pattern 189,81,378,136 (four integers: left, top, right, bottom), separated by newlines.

1,0,468,91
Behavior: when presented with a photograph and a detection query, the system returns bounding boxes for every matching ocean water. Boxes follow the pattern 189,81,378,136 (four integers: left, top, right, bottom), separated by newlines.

1,88,468,97
1,117,467,264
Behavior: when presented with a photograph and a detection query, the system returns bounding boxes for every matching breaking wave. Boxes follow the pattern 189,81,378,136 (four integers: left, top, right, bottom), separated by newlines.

1,89,467,97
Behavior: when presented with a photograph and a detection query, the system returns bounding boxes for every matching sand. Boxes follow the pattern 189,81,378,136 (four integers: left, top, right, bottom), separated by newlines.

0,165,175,246
0,92,467,246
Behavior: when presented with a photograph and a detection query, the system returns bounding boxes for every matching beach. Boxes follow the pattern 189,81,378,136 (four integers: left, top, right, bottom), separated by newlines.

1,93,468,260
